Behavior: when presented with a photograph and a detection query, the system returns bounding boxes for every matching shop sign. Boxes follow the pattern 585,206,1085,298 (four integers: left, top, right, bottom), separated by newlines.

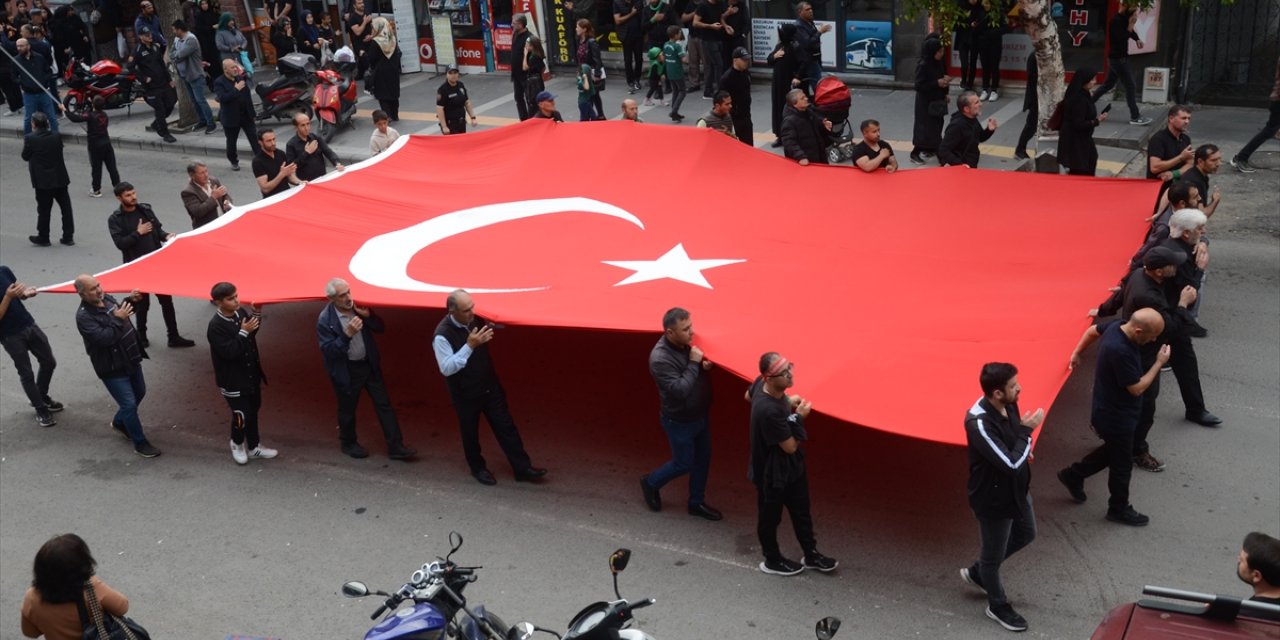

419,37,488,69
495,23,513,71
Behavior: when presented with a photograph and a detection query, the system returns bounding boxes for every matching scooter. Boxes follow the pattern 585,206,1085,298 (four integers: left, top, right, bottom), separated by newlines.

61,57,143,115
342,532,510,640
256,52,318,122
313,60,358,142
506,549,657,640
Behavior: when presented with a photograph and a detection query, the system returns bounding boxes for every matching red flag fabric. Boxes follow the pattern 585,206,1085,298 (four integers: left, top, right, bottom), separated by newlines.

47,120,1157,445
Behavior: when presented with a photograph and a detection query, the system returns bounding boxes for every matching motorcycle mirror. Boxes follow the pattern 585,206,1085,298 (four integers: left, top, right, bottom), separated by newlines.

815,616,841,640
507,622,536,640
609,548,632,574
341,581,370,598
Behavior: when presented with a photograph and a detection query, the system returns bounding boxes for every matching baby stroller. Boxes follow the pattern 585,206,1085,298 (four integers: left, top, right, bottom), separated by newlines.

812,75,854,165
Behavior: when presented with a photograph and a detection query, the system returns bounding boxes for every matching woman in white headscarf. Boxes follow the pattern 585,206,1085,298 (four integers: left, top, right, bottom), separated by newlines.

365,16,401,121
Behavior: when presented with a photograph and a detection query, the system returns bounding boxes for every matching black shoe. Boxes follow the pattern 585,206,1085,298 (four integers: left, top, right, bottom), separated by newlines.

1057,469,1087,503
985,603,1028,632
770,139,783,148
759,557,805,576
640,476,662,512
670,113,684,121
1187,323,1208,338
1013,149,1029,160
36,409,57,427
514,467,548,482
687,503,722,521
1106,505,1150,527
803,551,838,572
110,421,129,440
138,333,150,348
168,336,196,348
205,124,218,135
231,163,241,172
44,398,64,412
162,134,177,143
909,154,926,166
59,237,75,246
134,440,162,458
960,566,987,594
1186,411,1222,427
341,442,369,459
29,235,51,247
388,445,418,460
472,468,498,485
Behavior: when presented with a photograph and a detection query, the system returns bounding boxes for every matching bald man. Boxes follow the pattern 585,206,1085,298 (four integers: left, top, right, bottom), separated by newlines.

211,58,260,171
433,289,546,485
73,275,161,458
621,98,641,121
1059,308,1169,526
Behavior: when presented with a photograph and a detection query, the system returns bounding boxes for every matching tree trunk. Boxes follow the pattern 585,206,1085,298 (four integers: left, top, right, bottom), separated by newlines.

1019,0,1064,141
154,0,198,130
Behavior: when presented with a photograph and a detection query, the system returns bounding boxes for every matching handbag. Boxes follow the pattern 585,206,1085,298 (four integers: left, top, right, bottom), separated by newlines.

1046,100,1064,131
927,98,947,118
592,65,606,91
239,50,254,77
76,581,151,640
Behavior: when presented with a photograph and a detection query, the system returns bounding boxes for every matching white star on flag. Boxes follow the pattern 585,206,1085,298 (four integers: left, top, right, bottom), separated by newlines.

602,243,745,289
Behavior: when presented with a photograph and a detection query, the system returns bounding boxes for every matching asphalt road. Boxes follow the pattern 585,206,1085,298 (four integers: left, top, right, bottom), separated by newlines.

0,137,1277,640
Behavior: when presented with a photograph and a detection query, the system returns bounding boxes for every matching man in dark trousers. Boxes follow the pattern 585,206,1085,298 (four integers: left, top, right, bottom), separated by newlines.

510,15,532,120
207,281,278,465
641,308,721,521
73,274,161,458
212,58,260,171
317,277,417,461
1145,105,1193,210
253,129,302,198
1014,54,1037,160
128,26,177,143
1094,246,1198,474
748,352,838,576
20,111,72,247
691,0,726,98
939,91,997,168
1,266,63,428
285,112,344,182
960,362,1045,633
780,88,832,165
1059,308,1169,527
1159,208,1221,427
719,46,752,145
12,36,60,135
792,1,827,95
1091,6,1151,126
106,182,196,349
612,0,642,93
433,289,547,486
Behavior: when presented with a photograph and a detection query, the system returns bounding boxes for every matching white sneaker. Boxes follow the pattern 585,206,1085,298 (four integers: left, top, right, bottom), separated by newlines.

979,90,989,101
88,190,102,198
987,91,999,101
248,445,278,459
230,440,248,465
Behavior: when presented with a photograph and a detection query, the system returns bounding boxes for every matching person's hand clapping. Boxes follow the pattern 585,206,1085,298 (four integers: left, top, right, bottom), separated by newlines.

1021,408,1045,430
465,325,494,348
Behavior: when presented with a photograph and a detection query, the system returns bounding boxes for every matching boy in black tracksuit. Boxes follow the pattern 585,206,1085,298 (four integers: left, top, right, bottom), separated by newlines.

961,363,1044,633
65,96,119,197
207,282,277,465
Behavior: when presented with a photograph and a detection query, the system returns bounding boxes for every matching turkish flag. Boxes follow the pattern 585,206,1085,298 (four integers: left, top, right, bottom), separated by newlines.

46,120,1157,445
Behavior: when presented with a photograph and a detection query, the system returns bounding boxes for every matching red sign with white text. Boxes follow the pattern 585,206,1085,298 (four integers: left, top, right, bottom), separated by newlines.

418,38,487,66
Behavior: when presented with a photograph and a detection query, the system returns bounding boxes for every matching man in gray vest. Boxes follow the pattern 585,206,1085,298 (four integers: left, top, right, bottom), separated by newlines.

433,289,547,485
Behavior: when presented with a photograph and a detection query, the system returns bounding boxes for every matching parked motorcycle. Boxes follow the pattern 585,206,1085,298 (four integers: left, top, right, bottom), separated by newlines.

313,60,358,142
255,52,317,122
61,58,143,115
506,549,657,640
342,532,509,640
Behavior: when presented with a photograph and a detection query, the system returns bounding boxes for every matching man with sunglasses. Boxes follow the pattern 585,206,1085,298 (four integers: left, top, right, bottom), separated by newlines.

747,352,838,576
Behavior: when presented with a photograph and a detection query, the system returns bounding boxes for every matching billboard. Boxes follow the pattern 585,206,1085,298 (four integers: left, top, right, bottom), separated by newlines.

844,20,892,73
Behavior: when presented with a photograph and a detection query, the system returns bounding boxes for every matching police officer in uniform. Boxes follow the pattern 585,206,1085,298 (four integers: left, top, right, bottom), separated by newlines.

435,64,478,135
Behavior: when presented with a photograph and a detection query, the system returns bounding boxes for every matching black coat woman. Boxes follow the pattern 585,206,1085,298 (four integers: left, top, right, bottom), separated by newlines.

766,23,801,146
1057,66,1106,176
910,34,950,164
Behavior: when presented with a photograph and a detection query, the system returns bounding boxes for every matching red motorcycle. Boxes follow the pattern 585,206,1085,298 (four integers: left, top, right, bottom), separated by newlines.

61,58,144,114
255,52,318,122
312,61,357,142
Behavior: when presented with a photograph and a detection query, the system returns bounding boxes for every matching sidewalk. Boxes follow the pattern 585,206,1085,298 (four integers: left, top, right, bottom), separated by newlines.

5,68,1272,182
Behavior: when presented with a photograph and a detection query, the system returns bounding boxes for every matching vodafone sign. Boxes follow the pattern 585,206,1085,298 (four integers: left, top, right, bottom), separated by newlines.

418,38,487,66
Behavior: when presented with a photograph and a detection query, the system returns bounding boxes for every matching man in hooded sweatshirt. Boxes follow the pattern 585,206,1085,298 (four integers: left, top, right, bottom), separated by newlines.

939,90,997,168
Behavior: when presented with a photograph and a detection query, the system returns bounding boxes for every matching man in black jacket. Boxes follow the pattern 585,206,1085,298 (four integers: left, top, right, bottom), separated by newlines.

719,47,752,145
73,274,161,458
285,111,344,181
510,15,531,120
208,282,278,465
433,289,547,486
128,26,177,143
792,1,827,95
641,308,720,520
1159,208,1221,428
21,111,72,247
317,277,416,460
107,182,196,349
1091,7,1150,125
212,58,260,171
12,36,60,135
961,362,1044,633
939,91,997,167
780,88,831,165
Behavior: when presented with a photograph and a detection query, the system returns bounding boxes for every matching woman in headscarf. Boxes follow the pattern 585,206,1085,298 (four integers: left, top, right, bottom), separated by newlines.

270,16,298,61
216,12,247,62
194,0,222,83
766,22,801,146
297,10,323,61
366,16,401,121
1057,66,1105,176
910,33,950,164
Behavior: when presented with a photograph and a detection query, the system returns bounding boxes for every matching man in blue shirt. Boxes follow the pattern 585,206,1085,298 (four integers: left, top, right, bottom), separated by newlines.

1,266,62,427
1060,308,1170,526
